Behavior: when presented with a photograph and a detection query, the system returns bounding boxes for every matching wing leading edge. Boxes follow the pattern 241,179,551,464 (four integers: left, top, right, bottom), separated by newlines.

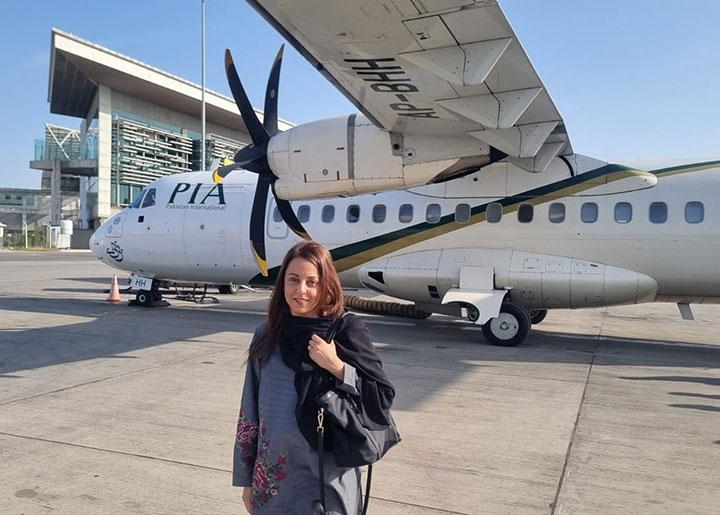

247,0,572,172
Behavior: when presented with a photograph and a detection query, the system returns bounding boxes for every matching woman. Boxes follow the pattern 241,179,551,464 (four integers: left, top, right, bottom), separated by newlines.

233,241,395,514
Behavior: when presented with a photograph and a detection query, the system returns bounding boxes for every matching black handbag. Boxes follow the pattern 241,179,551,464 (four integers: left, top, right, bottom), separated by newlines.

312,312,401,515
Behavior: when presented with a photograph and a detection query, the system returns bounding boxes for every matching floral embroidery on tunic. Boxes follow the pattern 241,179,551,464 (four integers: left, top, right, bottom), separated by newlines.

236,408,258,465
251,415,288,509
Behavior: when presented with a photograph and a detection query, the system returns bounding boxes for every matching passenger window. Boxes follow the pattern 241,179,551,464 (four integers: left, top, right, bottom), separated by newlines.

372,205,386,223
486,202,502,223
399,204,413,223
685,201,704,223
297,205,310,223
426,203,441,224
347,204,360,223
322,205,335,223
649,202,667,224
141,188,156,208
455,203,470,224
272,206,283,223
129,190,145,209
548,202,565,223
614,202,632,223
518,203,533,223
581,202,598,223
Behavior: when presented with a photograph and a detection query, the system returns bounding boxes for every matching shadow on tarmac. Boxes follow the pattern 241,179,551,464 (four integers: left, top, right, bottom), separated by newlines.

0,296,264,380
2,295,720,412
43,288,108,294
58,277,119,285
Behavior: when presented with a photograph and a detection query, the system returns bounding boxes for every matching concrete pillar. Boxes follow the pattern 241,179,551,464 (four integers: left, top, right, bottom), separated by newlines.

51,159,61,225
96,85,113,222
79,176,88,229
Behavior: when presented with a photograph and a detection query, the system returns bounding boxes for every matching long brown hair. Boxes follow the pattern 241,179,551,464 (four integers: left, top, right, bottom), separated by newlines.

250,241,344,365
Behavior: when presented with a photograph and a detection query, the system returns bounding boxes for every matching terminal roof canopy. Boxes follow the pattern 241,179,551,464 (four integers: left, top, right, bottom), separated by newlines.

48,29,293,132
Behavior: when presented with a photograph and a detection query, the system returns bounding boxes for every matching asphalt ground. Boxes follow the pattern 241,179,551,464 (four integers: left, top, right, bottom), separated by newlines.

1,251,720,514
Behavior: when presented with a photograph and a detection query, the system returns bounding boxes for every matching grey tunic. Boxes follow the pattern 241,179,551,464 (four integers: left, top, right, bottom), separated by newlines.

233,326,362,514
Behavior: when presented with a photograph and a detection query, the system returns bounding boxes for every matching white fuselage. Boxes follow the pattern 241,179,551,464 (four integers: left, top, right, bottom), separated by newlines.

90,158,720,307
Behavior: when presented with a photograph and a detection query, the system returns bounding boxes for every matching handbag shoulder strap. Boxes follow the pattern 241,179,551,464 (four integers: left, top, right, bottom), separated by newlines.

325,310,348,344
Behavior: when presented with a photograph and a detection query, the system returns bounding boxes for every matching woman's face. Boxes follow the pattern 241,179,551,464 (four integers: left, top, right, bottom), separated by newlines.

284,257,321,317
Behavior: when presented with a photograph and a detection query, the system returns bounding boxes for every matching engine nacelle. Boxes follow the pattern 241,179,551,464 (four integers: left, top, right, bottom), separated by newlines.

268,115,493,200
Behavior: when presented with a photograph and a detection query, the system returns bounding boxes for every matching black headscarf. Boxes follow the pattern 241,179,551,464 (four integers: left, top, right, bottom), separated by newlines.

279,312,395,450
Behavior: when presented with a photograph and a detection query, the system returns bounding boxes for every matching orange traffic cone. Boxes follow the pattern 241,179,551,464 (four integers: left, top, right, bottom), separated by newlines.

106,274,122,303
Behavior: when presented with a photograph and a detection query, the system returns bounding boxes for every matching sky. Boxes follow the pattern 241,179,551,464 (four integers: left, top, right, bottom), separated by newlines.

0,0,718,189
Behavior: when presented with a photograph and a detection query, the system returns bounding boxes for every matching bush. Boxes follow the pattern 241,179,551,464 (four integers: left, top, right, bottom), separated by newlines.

3,230,49,249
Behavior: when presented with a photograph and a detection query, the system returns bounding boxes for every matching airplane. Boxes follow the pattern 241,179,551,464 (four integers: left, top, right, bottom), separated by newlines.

89,1,720,347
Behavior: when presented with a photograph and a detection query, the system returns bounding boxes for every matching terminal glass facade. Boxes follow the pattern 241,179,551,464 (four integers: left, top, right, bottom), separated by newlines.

109,111,245,207
34,124,97,161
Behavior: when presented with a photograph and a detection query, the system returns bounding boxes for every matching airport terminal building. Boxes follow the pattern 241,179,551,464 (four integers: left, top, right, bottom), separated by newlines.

23,29,292,242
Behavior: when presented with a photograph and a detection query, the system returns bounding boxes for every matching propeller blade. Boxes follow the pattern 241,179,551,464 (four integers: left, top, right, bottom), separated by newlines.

263,45,284,137
250,176,272,277
271,184,311,241
212,161,243,184
224,49,269,146
212,144,267,184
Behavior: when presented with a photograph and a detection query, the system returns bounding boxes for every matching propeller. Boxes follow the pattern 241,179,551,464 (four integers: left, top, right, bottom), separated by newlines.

213,46,311,276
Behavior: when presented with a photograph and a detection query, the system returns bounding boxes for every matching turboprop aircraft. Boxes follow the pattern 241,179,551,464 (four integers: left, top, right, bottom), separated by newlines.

89,1,720,346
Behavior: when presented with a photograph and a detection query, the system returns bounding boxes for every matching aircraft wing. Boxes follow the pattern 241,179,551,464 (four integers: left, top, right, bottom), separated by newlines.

247,0,573,169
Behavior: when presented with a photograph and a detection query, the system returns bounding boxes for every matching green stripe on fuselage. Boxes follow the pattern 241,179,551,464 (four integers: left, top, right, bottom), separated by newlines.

250,160,719,285
651,160,720,177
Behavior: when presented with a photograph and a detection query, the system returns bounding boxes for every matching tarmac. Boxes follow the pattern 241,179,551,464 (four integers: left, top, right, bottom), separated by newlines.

1,251,720,514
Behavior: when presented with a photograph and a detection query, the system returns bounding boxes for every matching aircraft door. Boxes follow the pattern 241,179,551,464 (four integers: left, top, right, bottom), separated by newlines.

183,184,245,280
134,187,182,274
267,198,289,240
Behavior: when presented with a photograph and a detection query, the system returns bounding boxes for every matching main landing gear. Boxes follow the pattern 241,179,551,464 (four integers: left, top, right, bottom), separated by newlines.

481,301,532,347
217,282,241,295
529,309,548,325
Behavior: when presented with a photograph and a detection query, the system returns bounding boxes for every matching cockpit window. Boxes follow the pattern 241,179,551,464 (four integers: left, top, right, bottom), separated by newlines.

141,188,156,208
129,190,145,209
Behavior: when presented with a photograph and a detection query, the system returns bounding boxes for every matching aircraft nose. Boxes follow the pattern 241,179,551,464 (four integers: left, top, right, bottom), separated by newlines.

89,228,104,259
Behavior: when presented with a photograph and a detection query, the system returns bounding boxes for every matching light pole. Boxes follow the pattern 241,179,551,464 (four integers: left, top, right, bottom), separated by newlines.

22,212,28,249
201,0,207,171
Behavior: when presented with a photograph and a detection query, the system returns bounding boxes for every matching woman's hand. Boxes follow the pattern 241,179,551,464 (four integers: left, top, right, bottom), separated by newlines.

243,486,253,513
308,333,345,380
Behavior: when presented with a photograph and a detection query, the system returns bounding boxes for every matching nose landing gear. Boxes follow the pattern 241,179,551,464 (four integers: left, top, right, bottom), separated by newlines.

131,286,169,307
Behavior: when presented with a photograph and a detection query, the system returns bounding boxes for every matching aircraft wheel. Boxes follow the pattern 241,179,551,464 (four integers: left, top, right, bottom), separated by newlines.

218,282,241,295
481,302,531,347
466,305,480,323
136,290,153,307
530,309,548,325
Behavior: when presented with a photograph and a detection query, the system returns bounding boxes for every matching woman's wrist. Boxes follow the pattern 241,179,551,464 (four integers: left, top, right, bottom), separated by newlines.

329,359,345,380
